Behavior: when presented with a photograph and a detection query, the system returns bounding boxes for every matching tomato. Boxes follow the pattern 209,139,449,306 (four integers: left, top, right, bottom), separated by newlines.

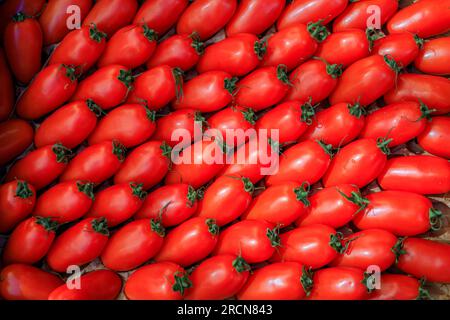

0,119,33,166
60,141,125,185
378,155,450,195
237,262,306,300
71,64,133,110
39,0,92,45
16,64,78,120
48,270,121,300
315,29,369,68
226,0,285,36
172,71,235,113
415,37,450,75
0,48,14,121
33,181,94,223
124,262,191,300
283,59,342,104
133,0,188,35
0,180,35,234
277,0,347,30
196,176,254,226
244,182,309,226
197,33,264,76
417,116,450,159
114,140,171,190
35,100,101,149
299,102,365,148
83,0,138,36
266,140,333,186
359,102,430,147
154,217,219,267
371,32,422,68
296,184,363,228
213,220,279,264
49,24,107,73
185,254,250,300
46,218,109,273
6,144,71,190
177,0,237,40
101,219,165,271
370,274,428,300
235,65,290,111
397,238,450,283
2,217,57,265
384,73,450,115
4,12,42,84
333,0,398,32
387,0,450,38
127,66,184,110
98,24,157,69
353,191,443,236
0,264,63,300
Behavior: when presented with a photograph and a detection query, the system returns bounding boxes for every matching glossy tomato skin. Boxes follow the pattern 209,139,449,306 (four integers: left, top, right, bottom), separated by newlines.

177,0,237,41
114,140,170,190
33,181,94,223
397,238,450,283
154,217,219,267
48,270,121,300
185,254,250,300
226,0,285,36
0,180,35,234
0,264,63,300
125,262,191,300
370,274,423,300
213,220,279,264
4,13,42,84
378,155,450,195
46,218,109,273
384,74,450,115
0,48,14,121
60,141,125,185
0,119,33,166
417,116,450,159
16,64,78,120
237,262,306,300
101,219,165,271
387,0,450,38
415,37,450,75
133,0,188,35
371,33,421,68
6,144,71,190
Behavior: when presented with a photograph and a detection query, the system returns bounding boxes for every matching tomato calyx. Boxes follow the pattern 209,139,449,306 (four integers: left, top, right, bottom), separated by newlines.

241,108,256,125
348,102,365,119
189,32,205,55
86,99,105,117
61,64,78,82
413,34,424,49
145,107,157,122
429,208,443,231
206,219,220,237
186,185,200,207
77,181,95,200
391,237,407,264
266,225,281,248
329,232,350,254
160,141,173,161
336,189,370,214
232,256,251,273
172,271,192,296
417,101,435,121
89,23,107,43
172,67,184,101
242,177,255,194
376,137,392,155
276,64,291,86
254,39,267,60
117,69,134,89
224,77,239,95
417,278,432,300
52,143,72,164
112,141,127,161
383,55,401,75
300,98,317,125
307,20,329,43
142,24,158,42
35,216,59,233
150,218,165,237
130,183,147,200
316,140,335,158
268,138,282,155
15,181,33,199
361,271,376,293
365,27,385,50
91,217,109,236
300,266,314,296
294,182,311,207
313,57,343,79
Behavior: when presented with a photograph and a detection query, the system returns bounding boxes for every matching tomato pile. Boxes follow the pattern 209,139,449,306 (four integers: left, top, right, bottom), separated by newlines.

0,0,450,301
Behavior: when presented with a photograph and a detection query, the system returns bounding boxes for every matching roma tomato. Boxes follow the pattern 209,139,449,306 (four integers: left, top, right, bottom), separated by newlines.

237,262,306,300
114,140,171,190
6,144,71,190
213,220,280,264
154,217,219,267
0,264,63,300
98,24,157,69
48,270,121,300
322,138,390,188
177,0,237,40
415,37,450,75
397,238,450,283
0,119,33,166
60,141,125,184
2,217,57,265
0,180,35,234
101,219,165,271
16,64,78,120
0,48,14,121
371,32,422,68
124,262,191,300
46,218,109,273
387,0,450,38
378,155,450,195
370,274,428,300
185,255,250,300
33,181,94,223
417,116,450,159
4,12,42,84
226,0,285,36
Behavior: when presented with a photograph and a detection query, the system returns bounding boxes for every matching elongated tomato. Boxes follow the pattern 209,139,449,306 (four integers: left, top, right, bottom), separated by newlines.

0,119,34,166
370,274,428,300
415,37,450,75
371,32,422,68
0,48,14,121
417,116,450,159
